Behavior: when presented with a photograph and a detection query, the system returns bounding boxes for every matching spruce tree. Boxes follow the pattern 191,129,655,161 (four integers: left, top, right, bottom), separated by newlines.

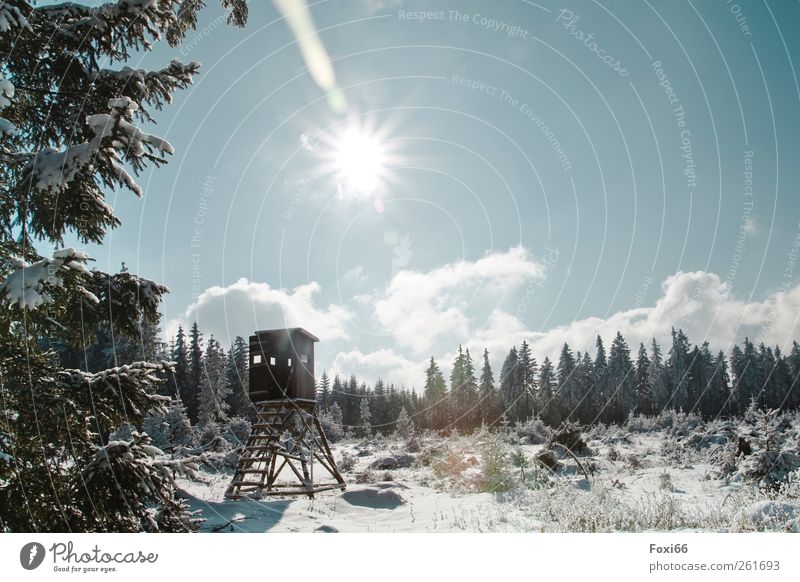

648,338,668,414
479,348,501,425
500,346,519,421
787,342,800,410
165,397,194,448
731,338,760,413
187,321,203,424
224,335,249,419
423,356,447,430
516,341,536,421
593,335,609,422
666,328,691,411
769,347,792,412
705,351,731,419
317,370,331,413
537,357,559,426
358,397,372,438
0,0,248,531
395,406,414,440
198,336,230,427
608,332,634,423
757,343,778,411
556,343,577,419
634,343,652,415
688,342,714,416
371,378,390,433
462,348,478,429
171,325,190,401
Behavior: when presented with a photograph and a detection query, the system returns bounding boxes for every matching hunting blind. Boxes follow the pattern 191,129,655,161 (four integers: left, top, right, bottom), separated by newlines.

226,328,346,499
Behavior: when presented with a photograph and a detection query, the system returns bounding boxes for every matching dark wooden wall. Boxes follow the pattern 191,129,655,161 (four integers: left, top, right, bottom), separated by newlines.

249,329,317,401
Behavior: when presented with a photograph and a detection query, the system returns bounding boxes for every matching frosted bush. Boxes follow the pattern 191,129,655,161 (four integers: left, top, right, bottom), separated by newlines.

224,416,251,446
514,417,550,444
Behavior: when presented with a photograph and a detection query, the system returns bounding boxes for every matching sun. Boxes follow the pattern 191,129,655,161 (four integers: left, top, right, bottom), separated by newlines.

313,120,396,203
333,127,386,196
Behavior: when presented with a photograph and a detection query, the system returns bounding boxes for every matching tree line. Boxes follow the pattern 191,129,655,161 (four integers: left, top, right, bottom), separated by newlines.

64,322,800,440
417,330,800,432
145,325,800,438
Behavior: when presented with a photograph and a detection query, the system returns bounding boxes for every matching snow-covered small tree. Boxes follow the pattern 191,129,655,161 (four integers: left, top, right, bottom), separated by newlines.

224,416,252,447
187,322,204,423
395,406,414,440
225,336,250,419
142,409,170,451
318,401,344,443
358,397,372,438
165,397,194,448
198,336,231,427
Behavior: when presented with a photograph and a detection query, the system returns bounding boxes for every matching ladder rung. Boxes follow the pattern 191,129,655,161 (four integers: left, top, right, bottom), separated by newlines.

241,450,307,462
231,480,267,487
237,469,272,474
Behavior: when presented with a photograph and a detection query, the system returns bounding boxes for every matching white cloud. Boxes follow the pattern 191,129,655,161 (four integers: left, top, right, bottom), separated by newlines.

372,246,546,354
331,348,422,389
522,271,800,361
165,277,351,346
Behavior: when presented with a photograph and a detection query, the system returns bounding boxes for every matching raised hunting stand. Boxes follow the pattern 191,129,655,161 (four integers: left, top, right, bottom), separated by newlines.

225,328,346,499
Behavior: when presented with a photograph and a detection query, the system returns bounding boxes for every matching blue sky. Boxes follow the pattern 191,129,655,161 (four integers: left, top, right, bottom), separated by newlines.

83,0,800,388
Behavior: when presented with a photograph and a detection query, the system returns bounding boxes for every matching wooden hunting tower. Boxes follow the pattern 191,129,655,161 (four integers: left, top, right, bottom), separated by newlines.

226,327,346,499
248,328,318,402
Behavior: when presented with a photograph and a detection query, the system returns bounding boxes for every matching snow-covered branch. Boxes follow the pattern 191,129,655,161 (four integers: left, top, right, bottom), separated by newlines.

0,247,91,310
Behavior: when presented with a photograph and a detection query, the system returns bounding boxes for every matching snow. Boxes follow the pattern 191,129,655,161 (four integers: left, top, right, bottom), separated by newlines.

0,76,13,108
0,4,30,33
0,75,15,135
735,501,797,531
175,428,800,533
0,248,91,310
27,97,173,196
0,116,14,135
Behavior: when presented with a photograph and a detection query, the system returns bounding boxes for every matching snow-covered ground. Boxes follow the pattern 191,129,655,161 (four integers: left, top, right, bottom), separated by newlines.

176,419,800,533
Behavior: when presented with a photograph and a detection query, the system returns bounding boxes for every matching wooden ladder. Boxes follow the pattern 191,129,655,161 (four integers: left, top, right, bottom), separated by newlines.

225,399,346,499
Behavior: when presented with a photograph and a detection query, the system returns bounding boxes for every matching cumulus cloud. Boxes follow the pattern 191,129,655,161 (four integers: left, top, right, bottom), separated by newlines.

345,271,800,389
331,348,423,389
372,246,546,354
521,271,800,361
165,277,351,346
166,265,800,392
